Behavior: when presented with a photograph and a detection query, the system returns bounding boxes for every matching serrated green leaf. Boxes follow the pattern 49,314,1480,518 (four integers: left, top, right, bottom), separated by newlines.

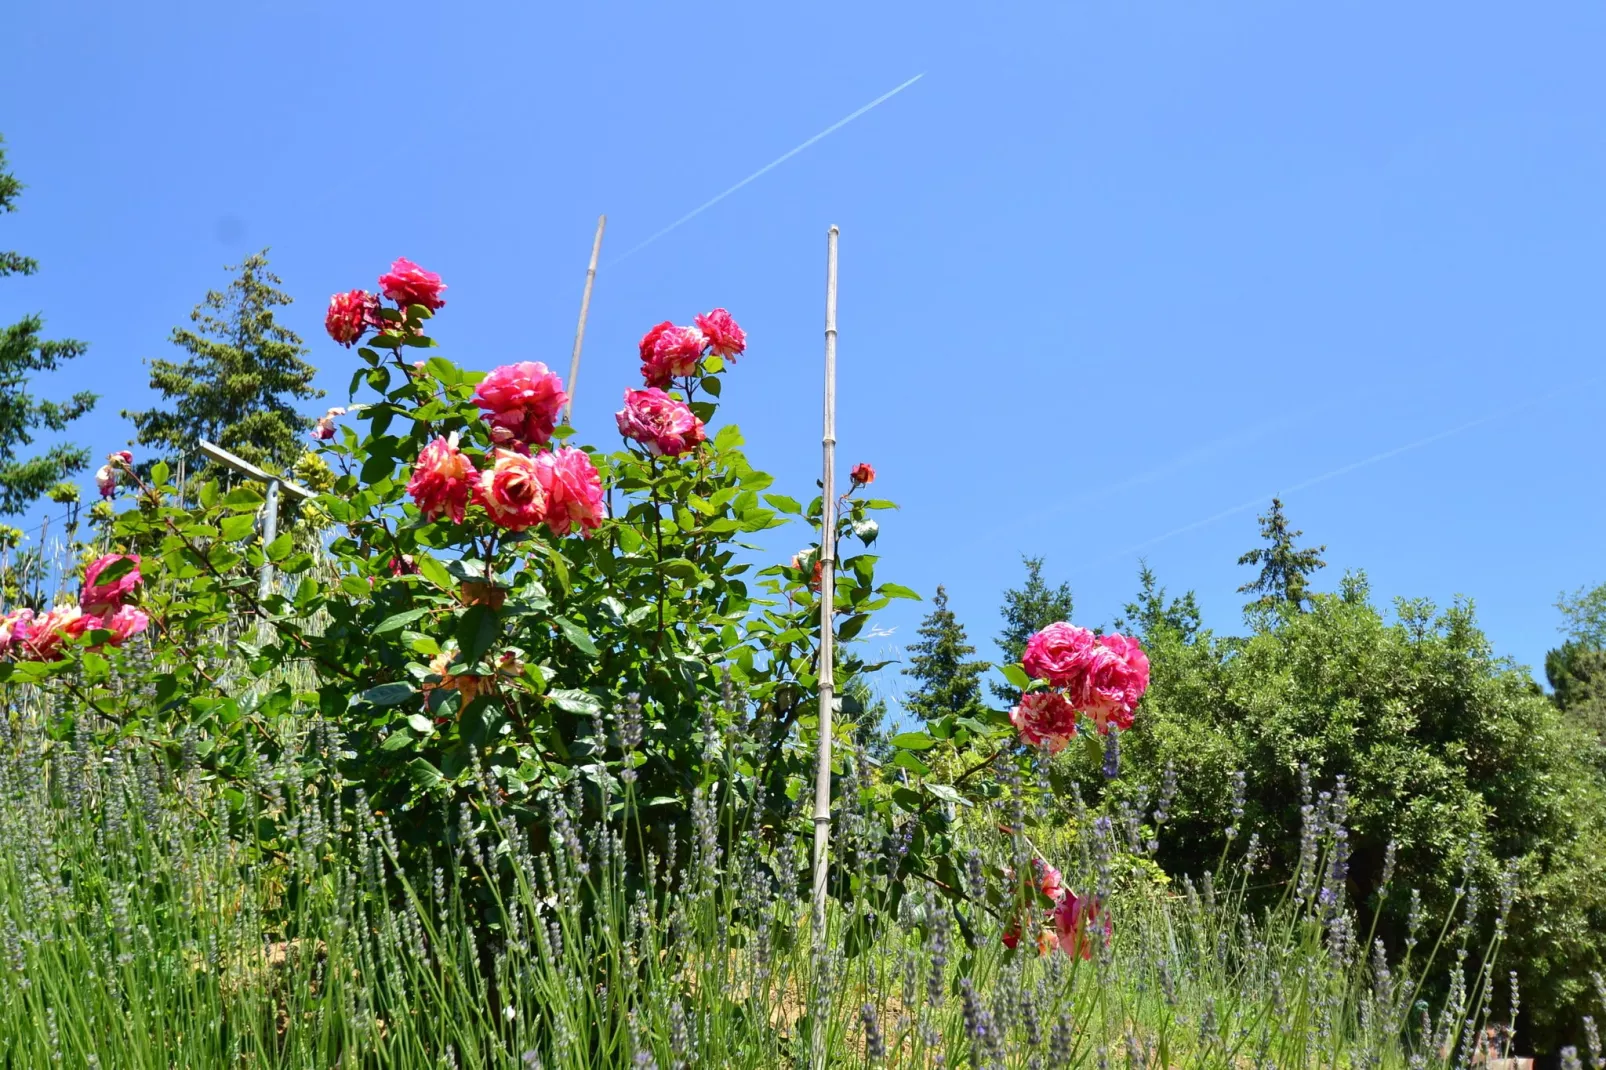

548,689,602,715
1000,663,1032,689
554,618,598,656
360,682,417,707
220,514,256,541
415,555,453,591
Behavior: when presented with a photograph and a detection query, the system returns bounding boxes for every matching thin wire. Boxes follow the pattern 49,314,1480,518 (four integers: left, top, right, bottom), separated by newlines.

605,73,926,268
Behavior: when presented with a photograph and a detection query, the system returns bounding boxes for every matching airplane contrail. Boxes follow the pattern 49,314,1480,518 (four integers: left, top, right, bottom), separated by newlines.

1097,374,1604,565
605,73,926,267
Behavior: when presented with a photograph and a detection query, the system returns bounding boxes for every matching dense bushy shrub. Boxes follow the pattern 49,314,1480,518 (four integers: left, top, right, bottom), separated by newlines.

1116,571,1606,1049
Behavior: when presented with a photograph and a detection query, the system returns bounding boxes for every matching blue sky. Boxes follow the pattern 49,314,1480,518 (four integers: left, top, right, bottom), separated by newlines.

4,2,1603,703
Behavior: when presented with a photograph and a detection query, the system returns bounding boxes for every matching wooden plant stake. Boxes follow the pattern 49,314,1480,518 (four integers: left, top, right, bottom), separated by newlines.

564,214,607,426
811,225,840,943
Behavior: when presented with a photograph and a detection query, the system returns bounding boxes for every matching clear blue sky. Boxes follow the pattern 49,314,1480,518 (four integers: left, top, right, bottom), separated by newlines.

4,2,1602,704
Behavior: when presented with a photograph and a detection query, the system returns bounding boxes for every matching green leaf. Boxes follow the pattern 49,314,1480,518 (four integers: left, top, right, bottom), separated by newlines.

222,487,264,510
554,618,599,656
892,750,932,777
1080,731,1104,767
265,533,293,562
924,783,971,807
892,731,937,752
548,689,602,715
407,758,446,790
891,787,924,812
416,555,453,591
763,494,802,515
360,682,417,707
406,713,436,735
456,605,500,663
374,608,430,635
878,583,922,601
151,461,171,486
999,664,1032,690
380,729,416,752
220,514,256,541
849,518,879,545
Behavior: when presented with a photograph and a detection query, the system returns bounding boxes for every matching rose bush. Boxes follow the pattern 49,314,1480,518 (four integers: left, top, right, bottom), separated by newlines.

4,259,917,903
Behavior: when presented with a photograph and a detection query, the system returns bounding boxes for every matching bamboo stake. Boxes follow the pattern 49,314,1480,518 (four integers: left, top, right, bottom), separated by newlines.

811,226,840,941
564,214,607,425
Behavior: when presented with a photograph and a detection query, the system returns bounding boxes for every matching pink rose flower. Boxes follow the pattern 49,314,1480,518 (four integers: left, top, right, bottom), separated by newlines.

95,464,117,498
378,257,447,311
615,388,707,458
407,433,478,524
81,554,142,616
1034,859,1065,902
1010,690,1080,753
311,406,346,441
0,608,34,656
475,449,547,532
694,308,746,359
639,324,706,388
534,447,607,537
1071,632,1150,734
325,289,379,346
1052,892,1111,961
473,362,569,447
13,604,86,661
86,604,150,649
850,462,876,487
1021,622,1098,687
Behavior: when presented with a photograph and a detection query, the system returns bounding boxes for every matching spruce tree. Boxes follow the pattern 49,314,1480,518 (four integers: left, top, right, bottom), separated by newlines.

1119,562,1202,642
123,250,321,475
1236,497,1326,613
991,555,1075,700
903,585,989,722
0,134,97,515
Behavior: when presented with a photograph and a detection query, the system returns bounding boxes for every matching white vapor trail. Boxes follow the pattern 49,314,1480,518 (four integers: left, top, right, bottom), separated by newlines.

1098,375,1603,565
605,73,926,267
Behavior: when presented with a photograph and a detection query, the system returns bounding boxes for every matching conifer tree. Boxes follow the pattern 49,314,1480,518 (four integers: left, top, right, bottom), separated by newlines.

1236,497,1326,613
0,134,97,515
903,585,989,722
992,555,1075,700
123,250,321,475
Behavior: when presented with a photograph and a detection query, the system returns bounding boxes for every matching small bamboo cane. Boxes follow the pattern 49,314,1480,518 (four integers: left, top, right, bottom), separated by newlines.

811,226,840,941
564,215,607,425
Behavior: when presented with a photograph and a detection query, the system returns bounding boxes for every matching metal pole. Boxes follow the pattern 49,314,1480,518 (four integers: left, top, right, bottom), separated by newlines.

564,214,607,425
258,477,280,604
811,226,840,937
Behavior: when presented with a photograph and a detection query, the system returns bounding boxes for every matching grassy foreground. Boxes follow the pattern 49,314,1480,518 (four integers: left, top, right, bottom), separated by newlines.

0,705,1548,1070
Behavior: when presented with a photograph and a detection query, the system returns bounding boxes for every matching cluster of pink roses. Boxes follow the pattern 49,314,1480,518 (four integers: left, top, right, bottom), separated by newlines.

1001,858,1111,960
1010,622,1150,752
325,258,447,348
611,308,746,460
322,260,606,538
0,555,149,661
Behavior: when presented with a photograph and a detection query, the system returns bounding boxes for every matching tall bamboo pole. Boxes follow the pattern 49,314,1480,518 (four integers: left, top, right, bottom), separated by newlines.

564,215,607,425
811,226,840,939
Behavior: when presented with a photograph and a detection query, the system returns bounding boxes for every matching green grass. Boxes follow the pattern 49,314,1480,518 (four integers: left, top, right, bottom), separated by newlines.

0,705,1538,1069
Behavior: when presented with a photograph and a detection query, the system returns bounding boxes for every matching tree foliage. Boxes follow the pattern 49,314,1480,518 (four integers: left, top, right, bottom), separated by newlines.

0,134,96,515
991,555,1074,700
1236,497,1326,614
1120,569,1606,1049
123,250,321,475
903,584,989,722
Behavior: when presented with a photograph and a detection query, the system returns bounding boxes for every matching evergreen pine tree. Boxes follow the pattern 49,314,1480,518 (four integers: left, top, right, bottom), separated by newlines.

0,134,97,515
123,250,321,475
1119,562,1202,642
1236,497,1326,613
902,585,989,722
991,555,1075,700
